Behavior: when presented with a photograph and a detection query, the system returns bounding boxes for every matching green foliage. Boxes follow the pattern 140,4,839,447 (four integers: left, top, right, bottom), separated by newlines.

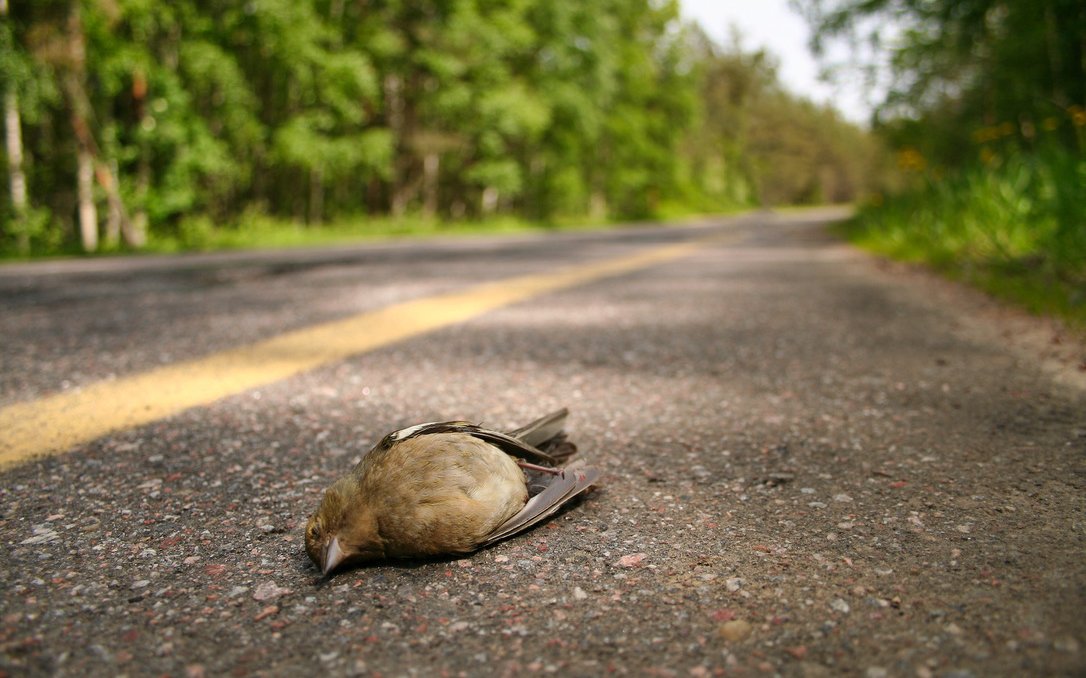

796,0,1086,322
795,0,1086,157
681,27,885,208
1,0,882,257
0,13,58,121
845,146,1086,325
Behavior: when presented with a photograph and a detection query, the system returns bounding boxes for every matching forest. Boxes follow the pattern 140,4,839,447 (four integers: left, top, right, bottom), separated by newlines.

1,0,879,256
796,0,1086,321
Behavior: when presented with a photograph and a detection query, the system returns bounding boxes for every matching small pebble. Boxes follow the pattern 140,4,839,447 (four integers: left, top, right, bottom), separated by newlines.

253,581,291,601
21,526,60,545
1054,637,1081,653
718,620,752,642
615,553,647,568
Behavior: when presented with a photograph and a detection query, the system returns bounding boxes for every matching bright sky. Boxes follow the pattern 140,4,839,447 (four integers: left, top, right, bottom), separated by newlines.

679,0,872,124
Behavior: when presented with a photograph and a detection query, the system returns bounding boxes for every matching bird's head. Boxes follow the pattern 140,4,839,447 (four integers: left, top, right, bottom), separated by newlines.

304,478,385,576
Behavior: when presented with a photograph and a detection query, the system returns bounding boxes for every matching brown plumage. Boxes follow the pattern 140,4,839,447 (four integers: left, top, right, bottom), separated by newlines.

304,408,599,576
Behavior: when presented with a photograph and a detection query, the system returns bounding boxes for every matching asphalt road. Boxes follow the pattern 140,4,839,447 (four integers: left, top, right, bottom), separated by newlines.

1,210,1083,677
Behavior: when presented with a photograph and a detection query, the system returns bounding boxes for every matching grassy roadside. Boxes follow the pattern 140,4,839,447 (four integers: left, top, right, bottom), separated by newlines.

837,150,1086,328
146,213,609,253
0,202,754,262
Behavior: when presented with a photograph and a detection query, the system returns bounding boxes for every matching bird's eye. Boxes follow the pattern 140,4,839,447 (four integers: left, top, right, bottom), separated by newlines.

308,519,321,539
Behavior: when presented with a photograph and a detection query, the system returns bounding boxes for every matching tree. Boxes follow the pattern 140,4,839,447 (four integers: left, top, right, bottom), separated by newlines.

2,0,881,256
792,0,1086,153
1,0,29,251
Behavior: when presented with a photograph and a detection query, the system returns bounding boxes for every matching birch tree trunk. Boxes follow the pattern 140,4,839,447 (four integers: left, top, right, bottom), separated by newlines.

77,147,98,251
1,0,30,252
4,90,27,213
67,2,97,251
65,1,143,250
422,153,439,218
131,70,150,246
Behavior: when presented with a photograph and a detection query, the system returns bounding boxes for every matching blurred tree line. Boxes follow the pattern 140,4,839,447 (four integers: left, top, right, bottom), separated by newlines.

794,0,1086,276
1,0,881,256
795,0,1085,161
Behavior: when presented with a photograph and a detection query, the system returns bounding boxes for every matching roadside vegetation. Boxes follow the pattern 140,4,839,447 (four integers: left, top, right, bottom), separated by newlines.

844,144,1086,325
0,1,881,259
6,2,1080,327
797,0,1086,326
134,213,626,255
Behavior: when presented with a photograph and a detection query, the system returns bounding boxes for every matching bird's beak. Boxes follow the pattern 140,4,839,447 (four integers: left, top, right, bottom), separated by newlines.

322,536,346,576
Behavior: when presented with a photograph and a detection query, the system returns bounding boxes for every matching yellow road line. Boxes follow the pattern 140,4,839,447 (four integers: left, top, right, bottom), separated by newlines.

0,233,727,468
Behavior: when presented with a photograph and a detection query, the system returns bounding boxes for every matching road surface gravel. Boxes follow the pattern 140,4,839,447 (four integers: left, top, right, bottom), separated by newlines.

1,210,1083,677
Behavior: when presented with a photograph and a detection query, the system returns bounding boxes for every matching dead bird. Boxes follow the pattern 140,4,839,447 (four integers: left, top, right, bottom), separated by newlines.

304,408,599,576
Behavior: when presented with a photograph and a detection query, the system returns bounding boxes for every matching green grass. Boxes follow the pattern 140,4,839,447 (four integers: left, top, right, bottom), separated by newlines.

839,147,1086,328
0,204,745,262
146,206,741,254
147,213,584,253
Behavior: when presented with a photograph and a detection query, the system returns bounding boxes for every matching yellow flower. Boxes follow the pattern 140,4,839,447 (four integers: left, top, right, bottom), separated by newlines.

897,147,926,172
1070,105,1086,128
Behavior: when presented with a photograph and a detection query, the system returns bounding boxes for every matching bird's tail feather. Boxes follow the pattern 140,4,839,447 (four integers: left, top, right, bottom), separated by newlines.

508,408,577,461
484,460,600,545
508,408,568,448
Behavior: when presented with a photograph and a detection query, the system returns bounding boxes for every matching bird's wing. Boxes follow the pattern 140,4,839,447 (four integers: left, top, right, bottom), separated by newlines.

464,428,560,465
482,460,600,545
376,420,559,465
378,420,470,447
